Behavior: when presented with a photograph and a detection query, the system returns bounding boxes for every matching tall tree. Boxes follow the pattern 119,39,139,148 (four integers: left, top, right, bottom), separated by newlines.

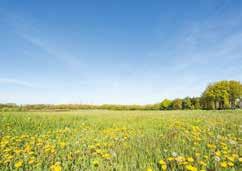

172,99,182,110
201,84,216,109
191,97,201,109
160,99,172,110
228,81,242,109
201,80,242,110
182,97,192,109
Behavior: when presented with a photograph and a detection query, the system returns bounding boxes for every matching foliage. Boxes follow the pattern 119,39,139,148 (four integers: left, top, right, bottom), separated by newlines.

172,99,183,110
191,97,201,109
182,97,192,110
160,99,172,110
201,80,242,110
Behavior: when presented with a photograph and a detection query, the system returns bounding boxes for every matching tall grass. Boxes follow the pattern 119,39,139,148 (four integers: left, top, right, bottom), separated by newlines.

0,110,241,170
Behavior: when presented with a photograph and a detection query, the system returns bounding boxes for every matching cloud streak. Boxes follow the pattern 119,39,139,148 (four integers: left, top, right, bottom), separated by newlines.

0,78,37,88
151,5,242,75
1,11,85,72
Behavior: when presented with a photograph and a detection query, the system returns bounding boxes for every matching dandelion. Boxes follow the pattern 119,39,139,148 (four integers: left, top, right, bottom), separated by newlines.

186,165,197,171
28,159,34,164
176,156,185,163
158,159,167,170
199,161,207,167
227,156,235,162
15,160,23,168
220,161,227,168
227,161,234,167
187,157,194,162
159,159,166,165
222,150,228,154
102,153,111,160
215,151,221,157
161,164,167,170
50,162,62,171
167,157,174,161
60,142,66,149
207,143,216,149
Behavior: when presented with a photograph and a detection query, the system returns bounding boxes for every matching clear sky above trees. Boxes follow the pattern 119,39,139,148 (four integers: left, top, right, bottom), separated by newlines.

0,1,242,104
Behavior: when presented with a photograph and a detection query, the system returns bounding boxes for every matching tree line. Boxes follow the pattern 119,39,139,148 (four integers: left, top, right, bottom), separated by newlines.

160,80,242,110
0,80,241,111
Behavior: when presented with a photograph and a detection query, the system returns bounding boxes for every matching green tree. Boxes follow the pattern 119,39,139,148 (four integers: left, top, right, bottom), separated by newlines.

214,81,230,109
172,99,182,110
191,97,201,109
201,84,216,109
160,99,172,110
182,97,192,109
201,80,242,110
228,81,242,109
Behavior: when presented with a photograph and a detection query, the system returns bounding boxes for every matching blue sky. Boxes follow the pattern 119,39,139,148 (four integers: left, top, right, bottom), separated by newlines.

0,0,242,104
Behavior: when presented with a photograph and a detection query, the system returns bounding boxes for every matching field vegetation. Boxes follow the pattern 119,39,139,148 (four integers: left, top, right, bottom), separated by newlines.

0,110,241,171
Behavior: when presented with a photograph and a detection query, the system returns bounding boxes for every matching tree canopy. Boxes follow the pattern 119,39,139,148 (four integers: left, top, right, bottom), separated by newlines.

201,80,242,109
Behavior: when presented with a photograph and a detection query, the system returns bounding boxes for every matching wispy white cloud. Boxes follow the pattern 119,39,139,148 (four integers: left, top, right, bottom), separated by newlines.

152,6,242,74
1,11,84,71
19,33,83,70
0,78,37,88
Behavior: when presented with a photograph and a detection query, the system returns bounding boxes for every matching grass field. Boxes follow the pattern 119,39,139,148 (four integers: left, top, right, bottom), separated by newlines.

0,110,241,171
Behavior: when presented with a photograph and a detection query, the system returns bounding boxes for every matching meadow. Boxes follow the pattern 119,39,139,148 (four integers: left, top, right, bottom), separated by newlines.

0,110,241,171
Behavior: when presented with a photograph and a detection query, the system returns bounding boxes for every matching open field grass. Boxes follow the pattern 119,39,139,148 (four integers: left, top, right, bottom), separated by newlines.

0,110,241,171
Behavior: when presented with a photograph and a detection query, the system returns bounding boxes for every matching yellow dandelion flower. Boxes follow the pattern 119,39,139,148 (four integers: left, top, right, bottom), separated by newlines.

102,153,111,160
227,156,234,162
15,149,22,155
222,150,228,155
167,157,174,161
146,167,153,171
182,161,188,165
232,154,238,159
50,162,62,171
199,161,207,166
7,155,13,160
186,165,197,171
207,143,216,149
159,159,166,165
176,156,185,163
220,161,227,168
28,159,34,164
15,160,23,168
215,151,221,157
187,157,194,162
161,164,167,170
60,142,66,149
227,161,234,167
